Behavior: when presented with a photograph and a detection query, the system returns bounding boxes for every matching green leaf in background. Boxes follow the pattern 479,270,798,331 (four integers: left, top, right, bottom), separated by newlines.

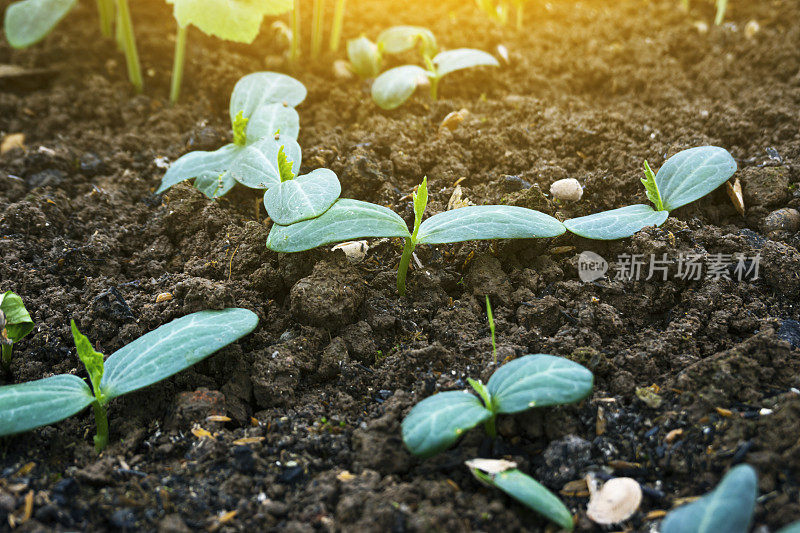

433,48,499,77
563,204,669,240
347,36,382,78
70,320,104,398
3,0,77,49
168,0,293,43
776,522,800,533
371,65,430,110
0,375,94,436
263,168,341,225
229,72,307,123
0,291,34,344
267,199,411,252
99,309,258,400
377,25,437,57
230,137,302,189
470,467,574,531
246,103,300,142
486,354,593,413
661,464,757,533
656,146,737,211
416,205,566,245
402,391,492,458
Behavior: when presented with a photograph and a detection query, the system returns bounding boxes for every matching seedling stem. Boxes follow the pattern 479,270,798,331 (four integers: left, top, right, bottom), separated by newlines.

329,0,346,52
92,401,109,452
290,0,301,65
397,177,428,296
96,0,115,38
311,0,324,59
117,0,143,92
170,25,188,104
486,296,497,364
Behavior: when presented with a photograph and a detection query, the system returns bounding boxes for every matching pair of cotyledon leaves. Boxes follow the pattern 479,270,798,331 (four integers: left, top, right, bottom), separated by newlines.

3,0,77,48
348,25,438,78
564,146,738,240
157,72,306,199
0,309,257,437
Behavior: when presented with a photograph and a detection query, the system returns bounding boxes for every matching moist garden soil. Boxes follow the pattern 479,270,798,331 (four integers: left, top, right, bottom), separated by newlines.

1,0,800,530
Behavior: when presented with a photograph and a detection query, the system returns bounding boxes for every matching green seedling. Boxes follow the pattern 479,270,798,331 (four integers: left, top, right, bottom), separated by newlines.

3,0,142,91
347,26,436,79
681,0,729,24
661,464,756,533
262,154,341,225
166,0,294,102
563,146,737,240
467,459,574,531
0,291,34,370
311,0,323,59
474,0,509,25
485,295,497,365
290,0,300,64
329,0,346,52
266,177,566,295
0,309,258,451
402,354,593,457
157,71,306,198
347,36,382,78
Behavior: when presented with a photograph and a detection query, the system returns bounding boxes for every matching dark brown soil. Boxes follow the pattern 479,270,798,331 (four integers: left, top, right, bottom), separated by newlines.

1,0,799,530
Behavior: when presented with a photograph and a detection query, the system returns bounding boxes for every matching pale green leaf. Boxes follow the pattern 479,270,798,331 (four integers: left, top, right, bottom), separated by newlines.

377,25,437,56
641,160,664,211
661,464,757,533
347,36,382,78
232,110,249,146
263,168,341,225
776,522,800,533
563,204,669,240
246,103,300,142
656,146,737,211
487,354,593,414
229,71,307,124
416,205,566,245
100,309,258,400
168,0,292,43
157,144,239,196
472,469,573,531
0,375,94,436
277,145,295,182
266,199,411,253
70,320,104,397
402,391,492,458
0,291,34,343
371,65,430,110
412,177,428,236
194,172,237,198
433,48,499,78
3,0,77,49
229,137,301,189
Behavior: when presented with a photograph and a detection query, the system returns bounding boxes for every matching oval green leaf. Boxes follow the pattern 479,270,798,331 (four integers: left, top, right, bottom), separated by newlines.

473,468,574,531
433,48,499,78
656,146,737,211
246,103,300,142
402,390,492,459
0,375,94,436
229,137,302,190
487,354,593,414
99,309,259,400
377,25,437,56
371,65,429,110
777,522,800,533
416,205,566,245
229,71,307,123
168,0,292,43
157,144,240,196
266,199,411,253
347,36,382,78
3,0,77,49
0,291,34,342
661,464,757,533
263,168,341,226
563,204,669,240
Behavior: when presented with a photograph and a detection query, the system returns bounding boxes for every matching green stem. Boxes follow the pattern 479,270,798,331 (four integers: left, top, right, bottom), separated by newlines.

484,415,497,439
396,237,415,296
714,0,727,25
329,0,346,52
1,344,11,370
115,3,124,50
96,0,114,38
290,0,300,66
92,401,109,452
116,0,143,92
430,76,440,100
515,2,523,30
170,25,188,104
311,0,323,59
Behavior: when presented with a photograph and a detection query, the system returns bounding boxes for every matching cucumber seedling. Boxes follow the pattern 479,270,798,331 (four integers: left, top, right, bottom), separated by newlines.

347,26,437,79
157,71,306,199
401,353,593,457
0,291,34,371
0,309,258,451
563,146,737,240
166,0,294,102
266,176,566,295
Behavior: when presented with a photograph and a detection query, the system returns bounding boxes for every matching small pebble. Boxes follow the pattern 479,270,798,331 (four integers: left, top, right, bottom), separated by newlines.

744,20,760,39
550,178,583,202
763,208,800,233
333,59,354,80
155,292,173,303
1,133,25,155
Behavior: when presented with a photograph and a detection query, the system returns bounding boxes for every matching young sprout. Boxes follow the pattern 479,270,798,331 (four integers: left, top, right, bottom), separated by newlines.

0,291,34,371
467,459,574,531
166,0,294,102
474,0,509,25
402,354,593,455
311,0,324,59
347,36,382,78
563,146,737,240
290,0,300,65
485,295,497,365
329,0,346,52
157,72,306,198
266,176,566,295
680,0,729,25
0,309,258,452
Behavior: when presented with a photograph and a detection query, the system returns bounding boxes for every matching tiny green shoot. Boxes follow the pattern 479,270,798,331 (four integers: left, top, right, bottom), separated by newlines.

311,0,324,59
486,295,496,365
290,0,300,65
640,160,664,211
0,291,34,370
329,0,346,52
0,309,258,452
